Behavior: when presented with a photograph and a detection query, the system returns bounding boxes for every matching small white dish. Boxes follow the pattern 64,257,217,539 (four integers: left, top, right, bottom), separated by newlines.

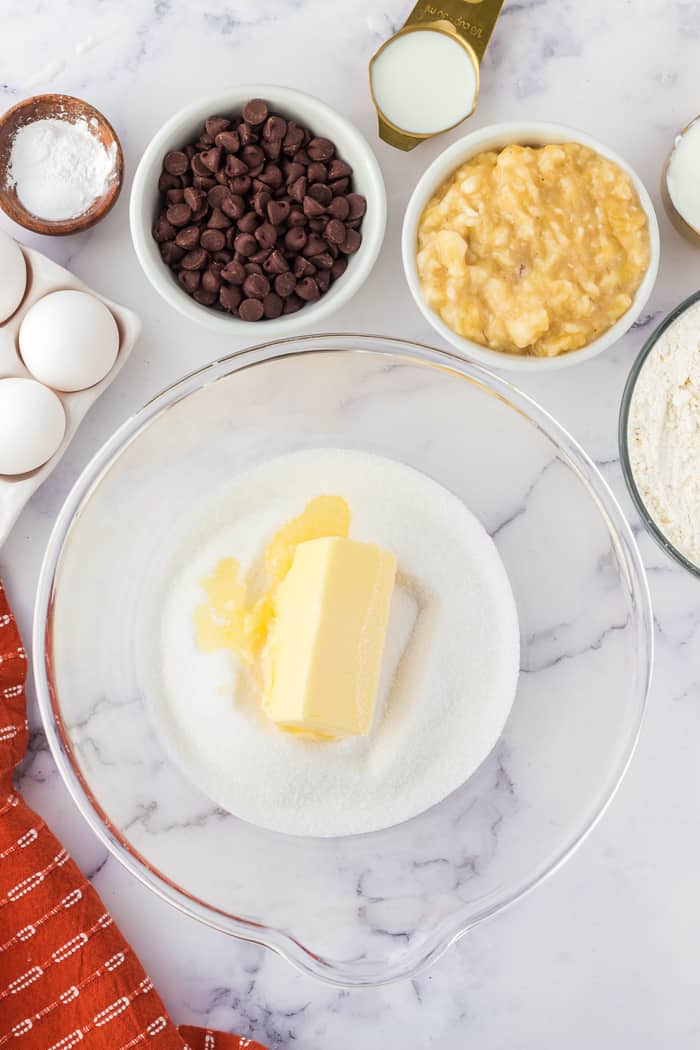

130,85,386,336
402,121,660,372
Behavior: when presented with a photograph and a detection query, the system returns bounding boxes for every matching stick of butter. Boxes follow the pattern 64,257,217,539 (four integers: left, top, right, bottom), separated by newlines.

263,537,397,738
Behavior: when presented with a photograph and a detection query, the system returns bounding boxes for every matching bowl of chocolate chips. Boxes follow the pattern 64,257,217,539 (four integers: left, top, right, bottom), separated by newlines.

130,86,386,333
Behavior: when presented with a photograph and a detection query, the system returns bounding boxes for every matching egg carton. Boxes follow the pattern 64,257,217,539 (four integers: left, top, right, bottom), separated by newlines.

0,242,141,545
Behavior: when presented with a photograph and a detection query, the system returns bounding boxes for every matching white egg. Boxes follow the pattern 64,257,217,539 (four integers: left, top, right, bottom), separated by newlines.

0,378,66,475
0,229,27,323
19,289,120,392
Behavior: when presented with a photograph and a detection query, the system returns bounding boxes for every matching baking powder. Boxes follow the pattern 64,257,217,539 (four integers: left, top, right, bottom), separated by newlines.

6,116,116,221
628,301,700,567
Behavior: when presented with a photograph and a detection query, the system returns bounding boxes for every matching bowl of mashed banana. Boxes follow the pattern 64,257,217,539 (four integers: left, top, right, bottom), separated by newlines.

402,122,660,371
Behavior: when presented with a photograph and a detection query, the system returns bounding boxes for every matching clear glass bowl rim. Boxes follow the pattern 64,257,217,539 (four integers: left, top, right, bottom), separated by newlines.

33,333,654,987
619,291,700,578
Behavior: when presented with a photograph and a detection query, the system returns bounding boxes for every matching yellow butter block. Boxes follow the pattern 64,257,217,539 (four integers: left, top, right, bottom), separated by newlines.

263,537,397,738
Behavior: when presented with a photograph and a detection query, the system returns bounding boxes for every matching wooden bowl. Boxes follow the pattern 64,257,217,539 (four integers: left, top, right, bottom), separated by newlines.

0,94,123,235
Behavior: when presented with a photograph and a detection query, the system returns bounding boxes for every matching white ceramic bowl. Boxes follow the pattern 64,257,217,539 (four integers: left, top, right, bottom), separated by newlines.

130,85,386,335
402,121,660,372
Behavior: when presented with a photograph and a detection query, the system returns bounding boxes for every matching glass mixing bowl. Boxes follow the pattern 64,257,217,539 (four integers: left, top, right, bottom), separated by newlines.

619,290,700,579
34,335,653,987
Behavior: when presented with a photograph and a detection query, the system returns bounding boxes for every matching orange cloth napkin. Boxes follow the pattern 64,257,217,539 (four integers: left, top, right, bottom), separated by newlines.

0,581,267,1050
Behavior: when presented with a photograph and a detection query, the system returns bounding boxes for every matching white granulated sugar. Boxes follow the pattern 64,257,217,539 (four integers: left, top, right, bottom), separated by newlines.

628,302,700,568
147,449,520,837
7,116,116,220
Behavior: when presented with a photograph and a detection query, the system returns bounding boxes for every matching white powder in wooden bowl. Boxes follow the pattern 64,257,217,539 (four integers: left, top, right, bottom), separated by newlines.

627,301,700,568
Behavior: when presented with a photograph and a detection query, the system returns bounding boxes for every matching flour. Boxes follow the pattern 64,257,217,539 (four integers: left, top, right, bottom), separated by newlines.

628,301,700,568
146,449,520,837
6,116,116,220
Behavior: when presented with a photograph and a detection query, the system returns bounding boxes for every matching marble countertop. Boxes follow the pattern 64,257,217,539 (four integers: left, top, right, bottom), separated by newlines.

1,0,699,1045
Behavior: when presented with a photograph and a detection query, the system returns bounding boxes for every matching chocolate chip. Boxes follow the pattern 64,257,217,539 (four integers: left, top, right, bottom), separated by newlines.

153,217,176,242
219,283,241,310
216,130,240,153
293,148,312,167
238,122,258,146
226,155,248,177
274,272,297,297
303,195,326,219
314,251,335,269
325,219,346,245
206,116,231,139
328,195,350,221
243,99,268,126
267,199,290,225
212,250,232,265
331,257,348,280
308,218,327,234
175,225,201,250
329,177,350,196
181,248,208,270
346,193,367,220
282,294,303,314
159,171,182,192
316,269,331,293
287,207,307,228
193,175,216,190
243,273,270,299
184,187,206,211
328,159,353,180
259,291,281,318
207,185,229,208
166,203,192,227
264,249,288,274
303,233,327,257
255,222,278,249
289,175,307,203
160,242,185,266
202,268,222,294
263,138,282,161
263,115,287,141
339,228,362,254
294,256,316,278
309,183,332,207
297,276,321,303
166,188,185,204
164,150,189,176
285,227,307,252
258,164,283,189
253,190,271,218
208,208,231,229
307,137,334,162
200,229,226,252
222,260,246,284
283,122,305,154
249,247,272,265
201,147,222,172
178,269,200,293
219,284,242,312
239,297,265,321
238,211,258,234
194,288,217,306
283,161,305,184
191,153,211,177
308,162,328,184
228,175,251,195
245,262,264,275
234,233,258,257
221,194,245,220
241,144,265,170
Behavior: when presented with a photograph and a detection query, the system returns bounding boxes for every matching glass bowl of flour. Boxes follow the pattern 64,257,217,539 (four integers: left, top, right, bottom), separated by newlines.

620,291,700,577
34,335,653,986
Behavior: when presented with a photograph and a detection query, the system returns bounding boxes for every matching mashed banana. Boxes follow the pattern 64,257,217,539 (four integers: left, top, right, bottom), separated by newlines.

416,142,650,357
